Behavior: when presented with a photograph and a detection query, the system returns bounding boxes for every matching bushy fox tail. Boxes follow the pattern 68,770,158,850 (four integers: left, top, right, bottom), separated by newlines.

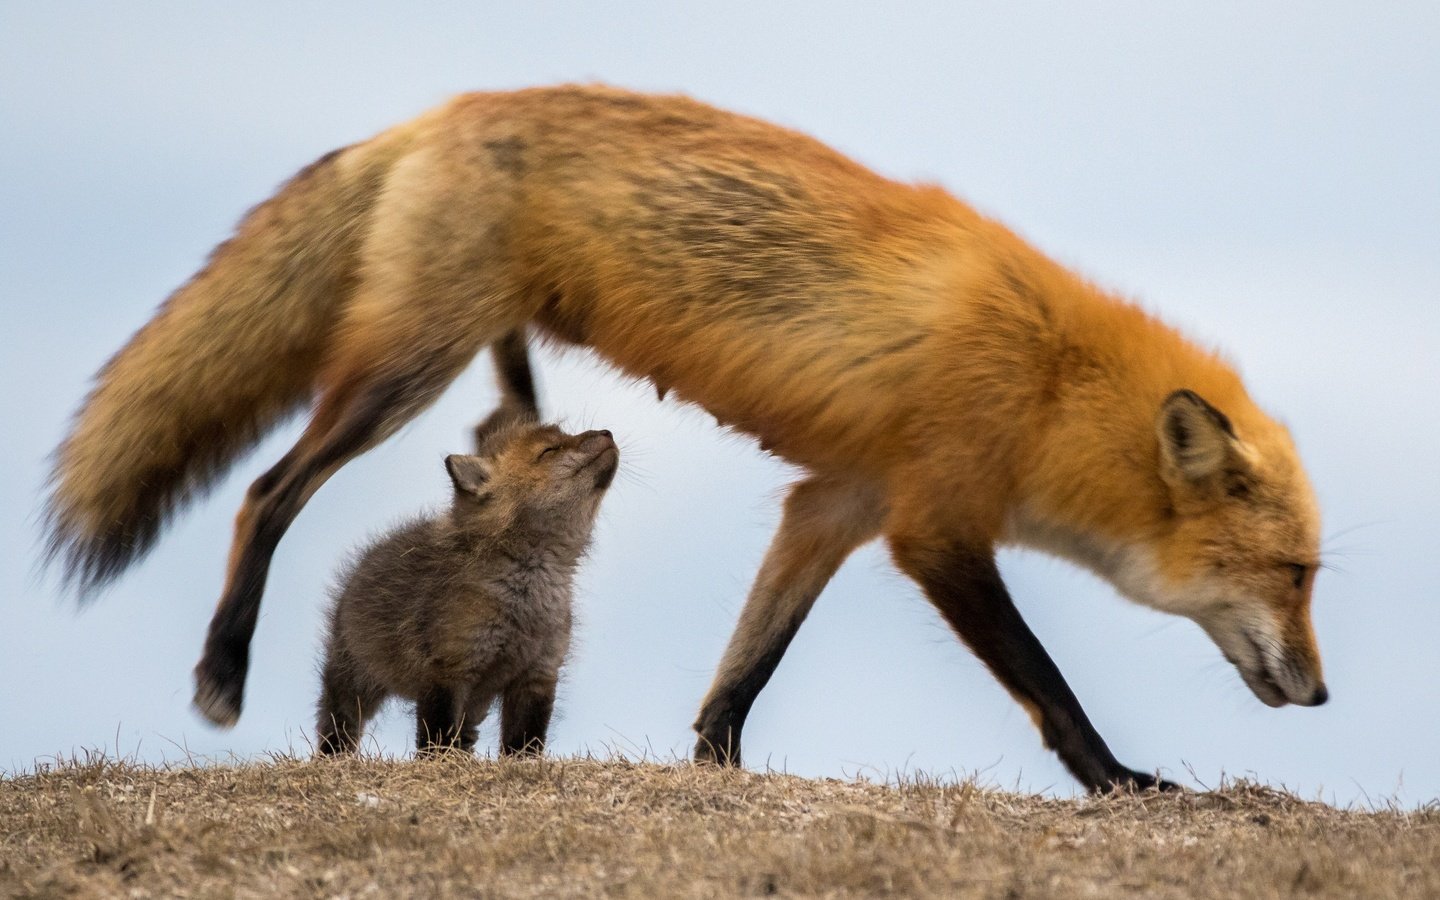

46,142,396,593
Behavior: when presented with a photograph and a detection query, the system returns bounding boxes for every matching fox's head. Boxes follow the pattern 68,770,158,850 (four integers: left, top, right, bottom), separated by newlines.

445,415,619,531
1017,383,1326,709
1116,389,1326,708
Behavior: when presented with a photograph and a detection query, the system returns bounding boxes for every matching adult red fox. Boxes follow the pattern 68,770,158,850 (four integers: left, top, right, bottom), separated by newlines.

46,85,1326,792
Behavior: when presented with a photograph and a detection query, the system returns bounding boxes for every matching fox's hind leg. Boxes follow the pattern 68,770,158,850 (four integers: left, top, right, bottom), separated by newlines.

192,153,541,728
473,328,540,449
315,646,385,756
192,337,487,727
192,168,538,727
455,689,501,753
694,476,885,766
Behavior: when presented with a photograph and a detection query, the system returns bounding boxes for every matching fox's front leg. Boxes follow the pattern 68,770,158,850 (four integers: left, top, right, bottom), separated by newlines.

500,673,558,757
415,684,472,755
889,535,1177,793
694,476,884,766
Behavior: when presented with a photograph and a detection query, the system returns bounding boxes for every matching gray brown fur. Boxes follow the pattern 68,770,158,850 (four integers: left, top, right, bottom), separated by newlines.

315,417,618,756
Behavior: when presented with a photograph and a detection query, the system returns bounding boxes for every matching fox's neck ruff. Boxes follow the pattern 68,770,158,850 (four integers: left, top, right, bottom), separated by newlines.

1000,503,1207,617
1003,278,1252,568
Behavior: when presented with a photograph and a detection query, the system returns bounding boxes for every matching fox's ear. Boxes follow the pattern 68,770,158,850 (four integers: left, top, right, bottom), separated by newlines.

1157,390,1244,490
445,454,491,498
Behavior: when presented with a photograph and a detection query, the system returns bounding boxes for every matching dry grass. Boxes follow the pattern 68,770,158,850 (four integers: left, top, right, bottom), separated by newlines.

2,753,1436,898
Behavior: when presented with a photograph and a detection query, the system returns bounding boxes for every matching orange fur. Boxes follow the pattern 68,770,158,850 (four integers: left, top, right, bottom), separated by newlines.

48,86,1324,784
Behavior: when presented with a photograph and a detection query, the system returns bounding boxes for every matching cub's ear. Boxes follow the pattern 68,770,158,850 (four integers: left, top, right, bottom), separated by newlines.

445,454,491,498
1156,389,1245,491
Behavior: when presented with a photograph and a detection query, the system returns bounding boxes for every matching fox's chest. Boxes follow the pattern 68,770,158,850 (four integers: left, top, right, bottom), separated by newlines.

1001,505,1196,616
1003,506,1143,595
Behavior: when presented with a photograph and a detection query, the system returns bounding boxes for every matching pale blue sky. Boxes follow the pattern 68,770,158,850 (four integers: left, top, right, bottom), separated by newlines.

4,3,1437,803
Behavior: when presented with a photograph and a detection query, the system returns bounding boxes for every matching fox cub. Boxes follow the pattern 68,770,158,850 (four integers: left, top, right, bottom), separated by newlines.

315,415,618,756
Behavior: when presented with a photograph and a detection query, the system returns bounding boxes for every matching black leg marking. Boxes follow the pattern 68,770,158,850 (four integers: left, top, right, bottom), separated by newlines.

415,684,465,755
897,541,1177,794
194,458,311,725
693,607,807,767
691,477,883,769
473,331,540,450
492,328,537,413
500,678,556,757
193,377,424,727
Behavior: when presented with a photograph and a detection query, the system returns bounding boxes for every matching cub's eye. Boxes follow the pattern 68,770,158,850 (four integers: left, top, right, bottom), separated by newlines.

1286,563,1309,589
536,445,561,462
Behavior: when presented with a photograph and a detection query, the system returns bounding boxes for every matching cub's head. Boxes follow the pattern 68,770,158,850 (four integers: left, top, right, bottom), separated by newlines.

445,413,619,527
1130,389,1325,708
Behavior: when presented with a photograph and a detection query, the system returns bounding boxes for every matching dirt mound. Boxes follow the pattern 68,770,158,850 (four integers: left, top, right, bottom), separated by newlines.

3,755,1436,897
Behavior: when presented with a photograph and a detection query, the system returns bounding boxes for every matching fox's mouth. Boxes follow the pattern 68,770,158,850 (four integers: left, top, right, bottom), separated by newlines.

1236,630,1332,708
574,443,619,490
1223,634,1328,708
1238,661,1289,709
1219,632,1289,708
588,447,619,490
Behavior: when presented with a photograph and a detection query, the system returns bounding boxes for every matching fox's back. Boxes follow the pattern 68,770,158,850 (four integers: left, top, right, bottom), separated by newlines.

387,86,1045,475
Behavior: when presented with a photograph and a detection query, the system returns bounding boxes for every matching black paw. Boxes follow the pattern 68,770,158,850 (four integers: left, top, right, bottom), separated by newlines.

500,738,546,758
192,651,246,728
1099,767,1182,794
415,741,473,759
693,732,741,767
315,731,356,757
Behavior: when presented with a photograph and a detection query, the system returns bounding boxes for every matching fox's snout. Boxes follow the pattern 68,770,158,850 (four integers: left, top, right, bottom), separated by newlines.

1243,647,1328,708
1215,619,1327,709
576,430,619,490
579,429,615,450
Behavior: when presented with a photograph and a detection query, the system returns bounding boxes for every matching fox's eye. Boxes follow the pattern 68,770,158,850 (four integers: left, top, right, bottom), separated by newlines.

536,445,560,462
1286,563,1308,589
